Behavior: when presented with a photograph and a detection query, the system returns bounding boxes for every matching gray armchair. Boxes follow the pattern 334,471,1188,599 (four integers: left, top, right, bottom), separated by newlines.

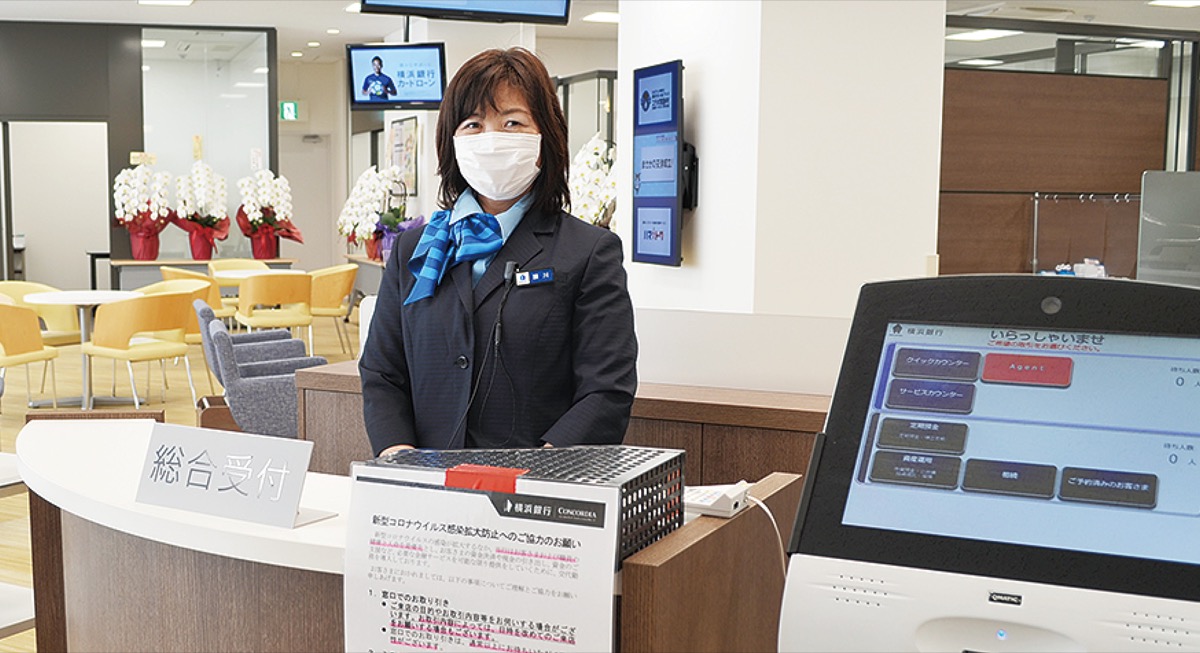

194,299,306,386
208,319,327,438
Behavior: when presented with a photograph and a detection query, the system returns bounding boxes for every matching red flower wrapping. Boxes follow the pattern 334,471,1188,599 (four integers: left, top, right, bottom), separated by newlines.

171,213,231,248
118,209,174,237
236,206,305,244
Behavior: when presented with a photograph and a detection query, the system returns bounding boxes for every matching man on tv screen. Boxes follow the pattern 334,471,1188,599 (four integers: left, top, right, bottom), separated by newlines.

362,55,397,101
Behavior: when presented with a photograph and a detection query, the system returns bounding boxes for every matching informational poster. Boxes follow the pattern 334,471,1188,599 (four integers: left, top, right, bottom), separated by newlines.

389,117,419,196
345,463,620,653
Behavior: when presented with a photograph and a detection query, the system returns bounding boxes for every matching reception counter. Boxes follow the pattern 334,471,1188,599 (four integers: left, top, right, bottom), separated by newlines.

297,360,831,483
19,419,346,652
19,418,802,652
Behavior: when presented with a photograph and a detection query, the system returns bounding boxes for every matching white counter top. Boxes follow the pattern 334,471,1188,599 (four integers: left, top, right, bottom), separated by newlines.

17,419,349,574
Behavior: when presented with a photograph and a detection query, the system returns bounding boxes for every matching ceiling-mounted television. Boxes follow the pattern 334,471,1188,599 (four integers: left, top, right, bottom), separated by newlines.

346,42,446,111
359,0,571,25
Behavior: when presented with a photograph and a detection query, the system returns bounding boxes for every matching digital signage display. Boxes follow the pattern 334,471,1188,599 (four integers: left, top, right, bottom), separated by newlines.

359,0,571,25
346,42,446,111
631,60,684,266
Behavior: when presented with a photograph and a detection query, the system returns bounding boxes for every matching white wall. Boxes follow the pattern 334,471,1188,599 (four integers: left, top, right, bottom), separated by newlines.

9,122,109,289
620,0,946,395
278,60,348,272
538,37,617,76
617,1,763,314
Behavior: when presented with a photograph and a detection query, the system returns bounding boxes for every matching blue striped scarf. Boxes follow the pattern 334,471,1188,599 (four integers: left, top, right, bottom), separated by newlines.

404,209,503,305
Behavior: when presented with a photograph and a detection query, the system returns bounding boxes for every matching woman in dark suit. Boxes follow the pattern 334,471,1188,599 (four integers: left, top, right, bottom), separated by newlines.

360,47,638,456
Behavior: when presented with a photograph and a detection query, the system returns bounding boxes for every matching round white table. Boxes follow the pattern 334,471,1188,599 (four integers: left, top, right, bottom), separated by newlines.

23,290,142,409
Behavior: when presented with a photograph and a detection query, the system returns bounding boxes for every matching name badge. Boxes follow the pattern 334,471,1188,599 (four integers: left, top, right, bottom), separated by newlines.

515,268,554,287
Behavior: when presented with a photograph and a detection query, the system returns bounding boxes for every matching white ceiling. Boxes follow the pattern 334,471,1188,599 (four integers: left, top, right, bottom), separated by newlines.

0,0,619,65
2,1,1199,66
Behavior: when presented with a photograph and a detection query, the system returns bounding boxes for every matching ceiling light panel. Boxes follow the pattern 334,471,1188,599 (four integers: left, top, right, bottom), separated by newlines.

946,29,1023,41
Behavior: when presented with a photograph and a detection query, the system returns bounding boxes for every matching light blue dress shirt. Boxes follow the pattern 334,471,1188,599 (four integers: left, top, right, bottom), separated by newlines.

449,188,533,287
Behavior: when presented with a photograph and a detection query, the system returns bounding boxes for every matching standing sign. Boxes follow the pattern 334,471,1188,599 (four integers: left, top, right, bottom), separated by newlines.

345,462,620,652
135,423,322,529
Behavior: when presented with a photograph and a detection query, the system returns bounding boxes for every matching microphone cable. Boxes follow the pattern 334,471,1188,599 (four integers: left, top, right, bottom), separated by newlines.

448,261,517,445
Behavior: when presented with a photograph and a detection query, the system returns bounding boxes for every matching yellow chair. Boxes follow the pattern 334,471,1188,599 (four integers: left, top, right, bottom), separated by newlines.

160,266,234,320
135,278,213,394
235,273,313,353
309,264,359,355
208,258,269,312
0,281,80,346
82,291,196,410
0,304,58,413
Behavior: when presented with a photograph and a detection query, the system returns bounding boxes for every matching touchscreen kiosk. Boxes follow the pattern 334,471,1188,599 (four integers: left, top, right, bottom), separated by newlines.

780,275,1200,652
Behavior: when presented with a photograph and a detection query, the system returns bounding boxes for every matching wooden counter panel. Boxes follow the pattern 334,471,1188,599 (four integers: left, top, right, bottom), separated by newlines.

295,359,362,394
302,388,374,475
633,383,828,432
623,417,703,485
702,425,816,486
621,472,802,653
61,513,343,652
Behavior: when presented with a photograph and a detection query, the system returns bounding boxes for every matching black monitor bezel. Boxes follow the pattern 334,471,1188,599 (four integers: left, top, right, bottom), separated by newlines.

790,274,1200,604
359,0,571,25
630,59,684,267
346,42,447,111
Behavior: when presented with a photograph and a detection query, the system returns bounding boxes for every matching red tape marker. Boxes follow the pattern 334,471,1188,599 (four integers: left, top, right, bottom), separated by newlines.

444,464,529,494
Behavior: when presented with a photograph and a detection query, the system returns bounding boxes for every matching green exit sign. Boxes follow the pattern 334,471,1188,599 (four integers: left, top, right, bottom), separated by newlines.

279,101,301,121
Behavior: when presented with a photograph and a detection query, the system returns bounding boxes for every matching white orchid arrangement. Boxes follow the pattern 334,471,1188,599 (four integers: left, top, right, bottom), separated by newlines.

568,132,617,229
113,164,173,226
176,160,229,227
236,169,294,229
338,165,399,245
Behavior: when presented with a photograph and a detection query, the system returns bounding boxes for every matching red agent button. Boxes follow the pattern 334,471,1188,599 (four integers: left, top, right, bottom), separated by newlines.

982,353,1073,387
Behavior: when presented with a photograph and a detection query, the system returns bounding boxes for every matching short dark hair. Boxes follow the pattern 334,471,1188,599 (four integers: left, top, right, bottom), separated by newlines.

435,47,570,218
371,56,382,65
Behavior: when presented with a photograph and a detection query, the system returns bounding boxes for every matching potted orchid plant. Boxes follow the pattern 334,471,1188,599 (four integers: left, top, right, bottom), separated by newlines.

337,165,424,261
236,169,304,259
568,132,617,229
172,160,231,260
113,164,174,260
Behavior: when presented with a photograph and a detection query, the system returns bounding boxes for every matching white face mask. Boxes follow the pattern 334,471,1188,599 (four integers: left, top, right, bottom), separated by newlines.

454,132,542,202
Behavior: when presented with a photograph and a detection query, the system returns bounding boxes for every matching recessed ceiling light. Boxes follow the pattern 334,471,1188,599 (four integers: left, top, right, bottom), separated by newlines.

254,67,270,74
946,29,1023,41
219,93,247,99
1150,0,1200,7
959,58,1005,66
291,51,304,58
141,65,150,72
327,28,341,35
138,0,194,5
307,41,321,48
345,2,361,12
234,82,266,88
141,39,167,48
582,11,619,23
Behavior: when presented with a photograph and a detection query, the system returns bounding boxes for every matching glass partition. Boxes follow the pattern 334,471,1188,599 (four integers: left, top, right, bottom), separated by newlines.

1138,171,1200,288
141,27,270,259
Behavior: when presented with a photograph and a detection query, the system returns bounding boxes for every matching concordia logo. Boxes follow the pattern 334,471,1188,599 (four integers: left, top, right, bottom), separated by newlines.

988,591,1023,606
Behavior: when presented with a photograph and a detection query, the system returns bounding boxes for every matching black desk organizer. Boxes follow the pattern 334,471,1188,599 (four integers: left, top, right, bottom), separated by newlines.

373,445,686,566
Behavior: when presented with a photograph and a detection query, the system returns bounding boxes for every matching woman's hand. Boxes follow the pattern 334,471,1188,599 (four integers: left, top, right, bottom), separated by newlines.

379,444,416,457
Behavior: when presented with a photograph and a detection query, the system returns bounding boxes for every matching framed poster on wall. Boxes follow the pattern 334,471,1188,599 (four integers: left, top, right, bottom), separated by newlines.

389,116,419,196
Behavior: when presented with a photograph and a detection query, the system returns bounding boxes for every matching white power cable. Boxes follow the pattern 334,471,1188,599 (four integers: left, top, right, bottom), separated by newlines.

747,494,787,578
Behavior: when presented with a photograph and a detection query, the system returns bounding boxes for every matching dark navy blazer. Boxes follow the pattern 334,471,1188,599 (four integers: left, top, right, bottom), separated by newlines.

359,208,638,454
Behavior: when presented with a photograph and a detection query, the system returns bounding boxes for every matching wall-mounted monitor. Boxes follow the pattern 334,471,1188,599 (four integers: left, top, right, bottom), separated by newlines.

359,0,571,25
346,42,446,111
632,59,695,267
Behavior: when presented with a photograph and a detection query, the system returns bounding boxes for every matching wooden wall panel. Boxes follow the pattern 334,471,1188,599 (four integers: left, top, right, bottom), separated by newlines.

1033,198,1141,277
941,69,1167,194
701,425,815,486
938,193,1032,274
623,417,704,485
